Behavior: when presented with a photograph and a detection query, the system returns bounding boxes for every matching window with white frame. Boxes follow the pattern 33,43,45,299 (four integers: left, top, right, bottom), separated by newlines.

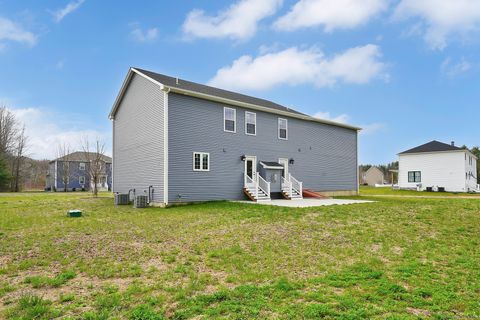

224,107,236,133
193,152,210,171
79,176,85,185
245,111,256,135
79,162,86,170
278,118,288,140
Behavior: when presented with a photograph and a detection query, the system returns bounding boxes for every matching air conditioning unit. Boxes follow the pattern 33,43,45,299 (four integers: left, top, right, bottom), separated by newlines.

134,195,148,208
114,193,130,205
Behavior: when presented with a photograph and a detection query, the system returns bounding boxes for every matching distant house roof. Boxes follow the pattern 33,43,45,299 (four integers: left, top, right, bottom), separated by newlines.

109,68,361,131
54,151,112,163
399,140,463,155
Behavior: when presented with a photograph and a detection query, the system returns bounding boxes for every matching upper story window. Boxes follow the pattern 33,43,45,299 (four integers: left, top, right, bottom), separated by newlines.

278,118,288,140
224,107,236,133
245,111,256,135
79,162,86,170
193,152,210,171
408,171,421,183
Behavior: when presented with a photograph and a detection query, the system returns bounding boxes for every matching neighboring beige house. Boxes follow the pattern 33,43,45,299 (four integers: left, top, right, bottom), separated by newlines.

361,166,385,186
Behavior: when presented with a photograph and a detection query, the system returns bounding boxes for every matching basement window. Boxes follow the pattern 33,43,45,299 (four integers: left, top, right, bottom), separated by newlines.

408,171,421,183
224,107,236,133
193,152,210,171
278,118,288,140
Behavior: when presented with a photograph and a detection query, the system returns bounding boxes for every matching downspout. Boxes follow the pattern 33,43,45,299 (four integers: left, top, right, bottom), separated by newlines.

163,87,170,206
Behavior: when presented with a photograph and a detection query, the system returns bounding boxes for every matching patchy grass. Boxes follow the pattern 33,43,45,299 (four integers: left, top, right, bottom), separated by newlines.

0,192,479,318
360,185,480,197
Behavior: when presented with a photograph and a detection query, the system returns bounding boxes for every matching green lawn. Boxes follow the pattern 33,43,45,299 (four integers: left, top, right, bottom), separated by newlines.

360,185,480,197
0,192,479,319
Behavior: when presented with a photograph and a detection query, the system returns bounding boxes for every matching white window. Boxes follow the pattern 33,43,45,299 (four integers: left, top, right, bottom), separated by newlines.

224,107,236,133
193,152,210,171
79,162,86,170
278,118,288,140
79,176,85,184
245,111,256,135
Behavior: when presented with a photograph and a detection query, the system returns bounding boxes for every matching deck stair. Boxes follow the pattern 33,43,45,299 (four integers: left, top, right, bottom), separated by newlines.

281,174,303,200
244,173,271,202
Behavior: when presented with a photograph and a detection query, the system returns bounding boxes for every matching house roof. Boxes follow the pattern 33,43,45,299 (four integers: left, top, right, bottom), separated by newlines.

399,140,464,155
53,151,112,163
109,68,361,131
260,161,284,169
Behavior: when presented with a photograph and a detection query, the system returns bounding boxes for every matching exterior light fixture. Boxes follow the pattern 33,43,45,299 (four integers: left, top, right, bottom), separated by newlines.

241,155,246,161
289,158,294,165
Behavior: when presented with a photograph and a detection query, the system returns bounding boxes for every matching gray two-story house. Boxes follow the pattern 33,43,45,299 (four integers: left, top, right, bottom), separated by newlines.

46,152,112,192
109,68,360,205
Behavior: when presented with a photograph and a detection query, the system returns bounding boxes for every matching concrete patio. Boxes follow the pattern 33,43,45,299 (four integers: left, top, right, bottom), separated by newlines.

238,198,373,208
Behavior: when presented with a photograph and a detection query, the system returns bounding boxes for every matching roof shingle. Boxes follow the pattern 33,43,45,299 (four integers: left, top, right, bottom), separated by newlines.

399,140,463,155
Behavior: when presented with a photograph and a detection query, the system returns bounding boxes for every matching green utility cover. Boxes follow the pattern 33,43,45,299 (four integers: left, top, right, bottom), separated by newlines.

68,210,82,217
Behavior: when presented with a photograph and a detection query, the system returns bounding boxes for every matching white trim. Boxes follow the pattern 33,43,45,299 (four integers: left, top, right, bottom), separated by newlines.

163,88,169,205
193,152,210,171
244,155,257,180
260,161,283,170
278,118,288,140
278,158,289,177
245,111,256,136
79,176,86,185
110,68,361,130
224,107,236,133
109,68,165,119
79,162,86,171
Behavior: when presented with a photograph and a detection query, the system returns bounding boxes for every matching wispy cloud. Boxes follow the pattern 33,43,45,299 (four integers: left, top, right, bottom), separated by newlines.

274,0,387,32
313,111,349,124
440,57,472,77
209,44,387,91
393,0,480,50
0,17,37,47
183,0,283,41
359,122,386,135
51,0,85,23
5,104,110,159
129,24,159,43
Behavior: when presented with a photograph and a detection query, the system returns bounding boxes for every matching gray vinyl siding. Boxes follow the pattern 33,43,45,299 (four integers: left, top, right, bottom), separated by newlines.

113,73,164,202
168,93,357,203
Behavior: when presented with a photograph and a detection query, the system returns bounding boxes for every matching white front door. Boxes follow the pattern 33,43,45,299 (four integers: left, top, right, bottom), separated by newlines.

245,156,257,182
279,158,289,178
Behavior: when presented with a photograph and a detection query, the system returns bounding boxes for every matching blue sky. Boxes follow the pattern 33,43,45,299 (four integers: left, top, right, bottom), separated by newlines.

1,0,479,163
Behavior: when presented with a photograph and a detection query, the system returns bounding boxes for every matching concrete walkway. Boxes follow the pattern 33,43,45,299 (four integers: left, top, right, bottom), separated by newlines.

239,198,373,208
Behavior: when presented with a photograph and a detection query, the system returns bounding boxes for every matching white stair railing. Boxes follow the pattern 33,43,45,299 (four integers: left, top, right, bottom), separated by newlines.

257,173,270,198
289,174,303,196
244,173,258,199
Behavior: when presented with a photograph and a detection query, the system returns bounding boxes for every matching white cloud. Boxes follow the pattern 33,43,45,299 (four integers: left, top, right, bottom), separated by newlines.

7,106,110,160
274,0,387,32
51,0,85,23
394,0,480,50
313,111,349,124
130,26,159,43
441,57,472,77
0,17,36,47
209,44,386,91
359,122,386,135
182,0,283,40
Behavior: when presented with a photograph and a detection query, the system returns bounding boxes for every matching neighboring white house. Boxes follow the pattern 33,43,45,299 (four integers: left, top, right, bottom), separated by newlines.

398,140,479,192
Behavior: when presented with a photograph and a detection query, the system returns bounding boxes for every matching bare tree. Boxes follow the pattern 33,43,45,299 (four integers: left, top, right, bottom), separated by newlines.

0,106,18,156
10,126,28,192
57,143,72,192
81,137,106,197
